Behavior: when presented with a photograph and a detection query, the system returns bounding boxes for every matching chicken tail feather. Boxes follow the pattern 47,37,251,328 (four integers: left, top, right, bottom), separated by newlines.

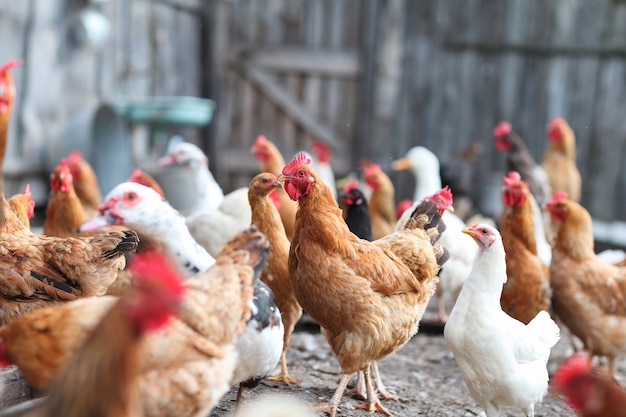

101,230,140,259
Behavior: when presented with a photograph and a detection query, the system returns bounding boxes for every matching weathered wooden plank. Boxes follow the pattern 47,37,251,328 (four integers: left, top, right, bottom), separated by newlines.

234,48,360,76
239,64,345,150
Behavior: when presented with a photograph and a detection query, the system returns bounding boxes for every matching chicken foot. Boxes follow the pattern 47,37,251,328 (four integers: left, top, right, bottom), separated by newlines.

348,362,399,401
266,351,300,384
313,373,351,417
354,363,392,416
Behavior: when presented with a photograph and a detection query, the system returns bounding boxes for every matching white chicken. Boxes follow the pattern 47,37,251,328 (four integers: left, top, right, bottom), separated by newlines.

392,145,476,322
80,182,283,404
159,141,251,257
444,223,560,417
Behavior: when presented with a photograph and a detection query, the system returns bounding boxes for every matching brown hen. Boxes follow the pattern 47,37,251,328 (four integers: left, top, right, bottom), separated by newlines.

279,152,448,417
362,164,396,240
66,151,102,218
44,158,88,237
7,184,35,229
248,172,302,385
541,117,582,202
499,171,551,324
545,191,626,375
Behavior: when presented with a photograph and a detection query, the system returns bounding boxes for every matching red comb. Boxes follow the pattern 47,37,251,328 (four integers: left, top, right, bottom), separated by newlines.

129,168,143,180
549,116,566,129
0,59,23,75
437,186,453,202
493,121,512,137
282,151,311,175
67,151,82,162
22,184,31,196
550,191,568,204
129,250,185,299
342,180,360,193
363,164,382,178
253,135,268,146
311,141,331,161
552,353,592,389
503,171,522,187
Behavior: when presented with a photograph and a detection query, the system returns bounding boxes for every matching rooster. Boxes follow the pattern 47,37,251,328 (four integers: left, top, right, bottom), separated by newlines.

545,191,626,375
43,158,89,237
444,223,560,417
279,152,448,417
248,173,301,385
35,250,186,417
7,184,35,229
552,353,626,417
541,117,582,202
499,172,551,324
160,141,251,256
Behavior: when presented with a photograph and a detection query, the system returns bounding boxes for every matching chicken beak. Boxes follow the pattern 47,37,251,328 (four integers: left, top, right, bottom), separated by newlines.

461,227,475,237
446,206,455,213
273,179,283,189
391,157,411,171
276,174,288,183
158,155,175,166
78,212,118,232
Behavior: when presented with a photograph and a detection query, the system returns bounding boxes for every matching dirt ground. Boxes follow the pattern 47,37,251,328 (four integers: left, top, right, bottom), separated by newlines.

209,304,626,417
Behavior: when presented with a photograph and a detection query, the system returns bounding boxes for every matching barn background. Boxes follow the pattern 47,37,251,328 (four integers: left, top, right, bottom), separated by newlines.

2,0,626,233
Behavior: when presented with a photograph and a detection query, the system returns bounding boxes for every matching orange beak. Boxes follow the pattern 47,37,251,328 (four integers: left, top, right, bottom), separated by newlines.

391,157,411,171
461,227,475,237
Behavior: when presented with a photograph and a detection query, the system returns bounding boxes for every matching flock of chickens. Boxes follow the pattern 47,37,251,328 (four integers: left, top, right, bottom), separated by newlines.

0,58,625,417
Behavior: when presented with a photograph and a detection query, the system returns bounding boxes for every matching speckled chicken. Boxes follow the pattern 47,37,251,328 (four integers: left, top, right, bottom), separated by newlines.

0,196,138,325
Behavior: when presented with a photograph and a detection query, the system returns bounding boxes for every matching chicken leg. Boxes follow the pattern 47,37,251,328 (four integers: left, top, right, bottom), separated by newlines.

348,362,399,401
354,363,391,416
266,351,300,384
314,373,351,417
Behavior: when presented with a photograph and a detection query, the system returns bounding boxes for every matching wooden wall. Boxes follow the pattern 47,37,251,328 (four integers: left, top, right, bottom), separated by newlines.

3,0,626,223
207,0,626,223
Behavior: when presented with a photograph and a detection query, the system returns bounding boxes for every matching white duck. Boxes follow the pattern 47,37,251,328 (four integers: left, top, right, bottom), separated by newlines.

80,182,283,404
392,146,476,322
159,142,252,257
444,223,560,417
